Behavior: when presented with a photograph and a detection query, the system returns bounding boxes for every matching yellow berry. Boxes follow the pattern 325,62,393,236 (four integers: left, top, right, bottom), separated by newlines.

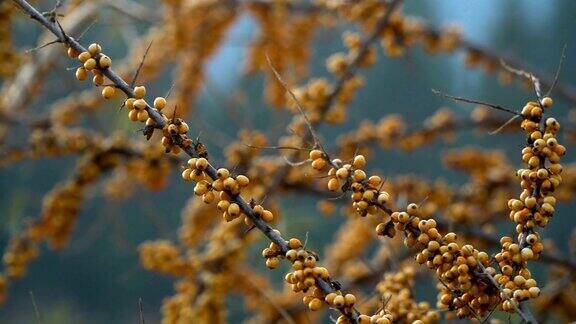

236,175,249,187
134,99,146,110
78,51,91,63
288,238,302,249
541,97,553,108
92,73,104,86
308,298,323,311
101,86,115,99
266,257,279,269
195,158,208,170
328,178,339,191
154,97,167,110
134,86,146,99
99,55,112,68
352,155,366,168
83,58,97,70
262,210,274,223
88,43,102,56
309,149,323,160
67,47,79,58
137,110,149,122
75,67,87,81
128,109,138,121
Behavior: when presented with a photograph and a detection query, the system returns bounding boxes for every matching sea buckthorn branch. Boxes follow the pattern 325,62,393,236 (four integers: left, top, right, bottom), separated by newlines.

246,1,320,107
39,24,182,129
492,97,566,314
141,219,251,322
334,106,521,158
0,137,173,303
13,1,364,321
307,147,538,320
0,2,97,140
281,164,576,274
422,27,576,107
534,266,576,322
315,1,576,107
264,0,403,195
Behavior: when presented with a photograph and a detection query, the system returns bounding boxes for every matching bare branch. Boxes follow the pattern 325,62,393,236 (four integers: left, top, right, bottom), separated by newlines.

431,89,521,116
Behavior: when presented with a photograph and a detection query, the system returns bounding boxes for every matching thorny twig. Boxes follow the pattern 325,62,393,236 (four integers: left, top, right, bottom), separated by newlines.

431,89,521,116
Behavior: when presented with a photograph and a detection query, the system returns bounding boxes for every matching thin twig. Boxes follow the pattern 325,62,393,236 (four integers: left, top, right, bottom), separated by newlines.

431,89,521,116
130,41,153,88
138,298,145,324
545,44,567,97
29,291,43,324
266,54,325,152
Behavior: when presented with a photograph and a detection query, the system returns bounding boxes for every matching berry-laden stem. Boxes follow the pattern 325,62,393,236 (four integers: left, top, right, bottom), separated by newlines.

266,0,403,192
12,0,361,321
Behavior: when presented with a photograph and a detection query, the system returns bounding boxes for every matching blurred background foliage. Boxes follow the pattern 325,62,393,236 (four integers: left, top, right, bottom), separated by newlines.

0,0,575,322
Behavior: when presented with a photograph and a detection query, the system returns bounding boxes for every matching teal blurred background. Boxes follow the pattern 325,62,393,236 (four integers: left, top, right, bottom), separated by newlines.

1,0,575,322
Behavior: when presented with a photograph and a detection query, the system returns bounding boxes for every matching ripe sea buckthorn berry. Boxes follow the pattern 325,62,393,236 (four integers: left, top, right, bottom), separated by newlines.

325,293,337,304
133,86,146,99
524,197,537,209
195,158,208,170
333,295,345,308
309,149,323,160
353,169,366,181
154,97,167,110
344,294,356,306
67,47,79,58
75,67,87,81
541,97,553,108
92,73,104,86
125,98,135,110
406,203,418,215
99,55,111,68
288,238,301,249
83,58,97,70
216,168,230,179
223,178,237,191
78,51,91,63
88,43,102,56
137,110,149,122
253,205,264,216
202,191,215,204
521,248,534,260
217,200,230,212
286,249,297,262
328,178,339,191
312,158,326,170
134,99,146,110
308,298,323,311
265,257,279,269
101,86,115,99
236,175,249,187
377,192,390,205
262,210,274,222
352,155,366,168
336,168,349,179
128,109,138,121
397,212,410,223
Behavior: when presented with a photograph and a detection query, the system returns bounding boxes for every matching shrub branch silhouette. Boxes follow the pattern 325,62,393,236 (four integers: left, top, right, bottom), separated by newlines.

3,0,574,323
11,0,372,321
